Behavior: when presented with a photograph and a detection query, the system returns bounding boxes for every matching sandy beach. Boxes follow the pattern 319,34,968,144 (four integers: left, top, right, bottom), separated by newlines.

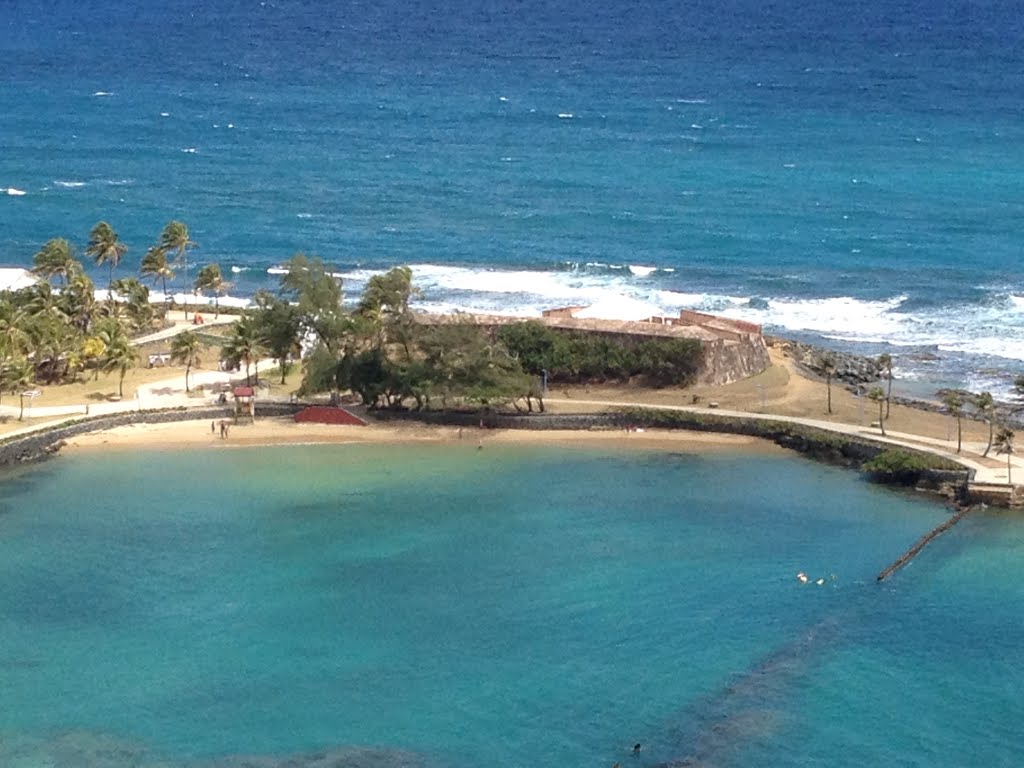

50,344,994,467
64,417,782,455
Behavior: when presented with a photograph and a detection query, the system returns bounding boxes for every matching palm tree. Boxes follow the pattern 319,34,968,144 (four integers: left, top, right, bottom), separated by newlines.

821,354,837,415
221,316,264,385
86,221,128,290
4,356,35,418
170,330,202,393
941,391,965,454
32,238,78,286
868,386,886,435
993,427,1015,485
140,246,175,304
61,266,98,333
194,263,227,318
878,353,893,418
973,391,996,457
99,321,136,398
159,221,197,318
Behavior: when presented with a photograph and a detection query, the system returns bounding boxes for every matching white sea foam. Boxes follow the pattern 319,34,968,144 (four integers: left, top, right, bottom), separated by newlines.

181,147,197,154
5,188,26,196
160,112,170,117
54,180,86,188
557,112,574,119
239,259,1024,368
676,98,707,104
93,91,111,97
628,265,657,277
296,213,314,219
574,296,664,321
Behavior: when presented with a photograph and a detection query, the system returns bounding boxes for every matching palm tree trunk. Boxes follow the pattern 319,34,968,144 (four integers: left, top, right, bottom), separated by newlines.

19,393,25,421
826,375,832,414
956,418,962,454
878,403,886,435
119,366,126,398
214,296,220,319
254,359,259,387
185,362,192,393
984,421,994,458
885,370,892,418
280,359,287,384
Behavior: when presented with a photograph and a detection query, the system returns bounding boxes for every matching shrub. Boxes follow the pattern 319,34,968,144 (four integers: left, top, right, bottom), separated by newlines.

861,449,933,485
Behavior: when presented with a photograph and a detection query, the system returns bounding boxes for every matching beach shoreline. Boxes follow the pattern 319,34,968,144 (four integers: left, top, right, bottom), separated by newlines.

63,417,784,456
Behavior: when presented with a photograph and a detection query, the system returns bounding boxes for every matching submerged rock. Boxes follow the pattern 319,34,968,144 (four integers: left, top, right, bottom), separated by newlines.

0,731,426,768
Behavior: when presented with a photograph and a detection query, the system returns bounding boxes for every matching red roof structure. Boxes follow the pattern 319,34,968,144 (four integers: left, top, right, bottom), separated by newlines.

233,386,255,398
294,406,367,426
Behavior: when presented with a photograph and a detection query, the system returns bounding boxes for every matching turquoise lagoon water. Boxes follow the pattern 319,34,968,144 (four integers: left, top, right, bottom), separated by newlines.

2,444,1023,766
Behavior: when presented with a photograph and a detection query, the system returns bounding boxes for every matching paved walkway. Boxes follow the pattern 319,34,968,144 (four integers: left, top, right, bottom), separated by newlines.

132,311,237,346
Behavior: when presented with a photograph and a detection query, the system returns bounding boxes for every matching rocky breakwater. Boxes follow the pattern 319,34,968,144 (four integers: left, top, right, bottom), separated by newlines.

775,339,882,393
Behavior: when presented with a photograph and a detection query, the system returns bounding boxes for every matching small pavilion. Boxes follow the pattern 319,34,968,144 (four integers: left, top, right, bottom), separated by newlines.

232,386,255,422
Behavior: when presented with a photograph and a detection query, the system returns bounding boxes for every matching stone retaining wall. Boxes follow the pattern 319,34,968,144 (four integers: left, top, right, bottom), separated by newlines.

0,402,304,469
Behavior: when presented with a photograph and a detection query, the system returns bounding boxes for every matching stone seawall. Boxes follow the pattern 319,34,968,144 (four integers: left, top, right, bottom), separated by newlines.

2,403,974,504
0,402,304,469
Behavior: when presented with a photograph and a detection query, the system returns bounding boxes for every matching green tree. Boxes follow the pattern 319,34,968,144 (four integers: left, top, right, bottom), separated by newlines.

821,354,837,415
868,386,886,435
357,266,419,354
61,266,98,333
941,391,965,454
973,391,996,458
140,245,175,304
194,263,227,318
32,238,78,286
279,254,349,354
0,355,33,409
497,321,569,376
221,316,264,385
251,291,302,384
878,353,893,418
111,277,154,332
993,427,1015,485
170,330,202,393
159,221,197,318
86,221,128,289
98,320,136,398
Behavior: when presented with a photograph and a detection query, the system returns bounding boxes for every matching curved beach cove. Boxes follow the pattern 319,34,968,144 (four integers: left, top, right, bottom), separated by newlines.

2,444,1024,767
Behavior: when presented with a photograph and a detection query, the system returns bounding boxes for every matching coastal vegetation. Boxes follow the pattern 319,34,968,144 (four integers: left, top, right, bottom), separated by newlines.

861,449,939,486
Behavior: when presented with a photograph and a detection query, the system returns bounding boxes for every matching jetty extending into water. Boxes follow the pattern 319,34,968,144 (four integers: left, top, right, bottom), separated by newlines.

877,506,973,582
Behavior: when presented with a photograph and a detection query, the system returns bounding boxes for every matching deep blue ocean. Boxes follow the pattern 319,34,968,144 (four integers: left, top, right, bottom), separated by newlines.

2,0,1024,395
3,444,1024,767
